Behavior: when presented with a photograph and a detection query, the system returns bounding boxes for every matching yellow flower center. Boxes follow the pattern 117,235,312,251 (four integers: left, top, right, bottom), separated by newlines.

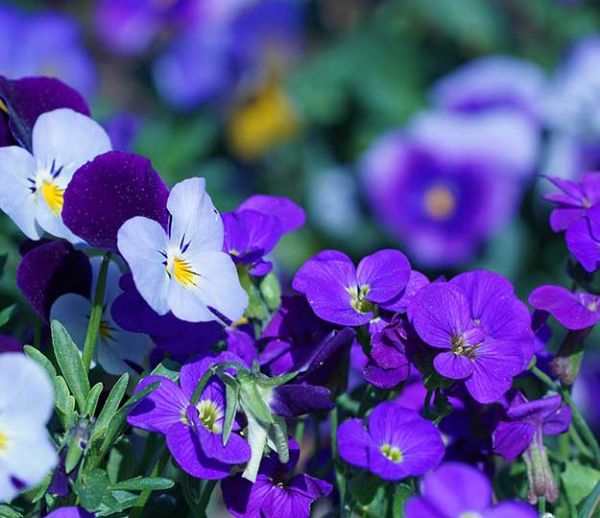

198,400,222,433
380,443,403,463
423,185,455,221
171,257,198,288
348,285,374,314
0,430,7,452
41,180,64,214
0,99,7,114
99,320,113,341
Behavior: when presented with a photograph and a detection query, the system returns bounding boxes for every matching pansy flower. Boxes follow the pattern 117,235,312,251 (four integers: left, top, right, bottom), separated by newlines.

50,258,151,375
118,177,248,323
221,439,332,518
0,353,57,502
292,249,411,326
337,402,444,481
405,462,537,518
0,108,111,241
529,284,600,330
128,352,251,479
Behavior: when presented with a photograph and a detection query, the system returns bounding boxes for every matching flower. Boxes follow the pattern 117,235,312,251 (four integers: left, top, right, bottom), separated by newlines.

0,353,57,502
50,258,151,375
44,507,94,518
361,111,538,266
529,285,600,330
409,270,534,404
221,439,332,518
292,249,411,326
128,352,251,479
405,462,537,518
337,402,444,481
0,108,111,241
118,177,248,323
62,151,169,252
565,205,600,272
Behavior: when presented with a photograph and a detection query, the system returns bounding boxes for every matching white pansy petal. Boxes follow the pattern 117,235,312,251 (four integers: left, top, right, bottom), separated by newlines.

167,280,215,323
0,471,18,503
117,216,170,315
34,198,82,243
0,353,54,425
98,322,151,375
0,146,42,239
50,294,91,353
32,108,112,181
167,177,223,252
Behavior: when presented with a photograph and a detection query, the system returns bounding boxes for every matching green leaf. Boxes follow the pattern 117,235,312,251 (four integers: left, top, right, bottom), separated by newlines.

0,304,14,328
562,462,600,507
74,469,110,512
0,505,22,518
259,272,281,311
392,484,414,518
85,382,104,418
51,320,90,412
53,375,76,430
109,476,174,492
96,490,138,516
579,478,600,518
94,373,129,432
65,432,85,474
240,381,274,424
348,472,380,506
222,377,239,446
269,416,289,464
24,345,57,379
150,359,180,381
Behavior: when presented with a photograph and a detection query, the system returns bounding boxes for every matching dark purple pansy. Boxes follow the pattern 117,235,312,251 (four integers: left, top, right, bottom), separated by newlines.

127,351,250,480
62,151,169,252
405,462,537,518
111,274,223,356
17,240,91,322
293,249,411,326
0,334,22,353
529,285,600,330
337,403,444,481
221,439,331,518
409,270,534,404
544,172,600,231
0,76,89,150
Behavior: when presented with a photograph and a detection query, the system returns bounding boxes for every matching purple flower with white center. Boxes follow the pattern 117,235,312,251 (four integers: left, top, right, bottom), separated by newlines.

50,259,151,375
431,55,545,121
128,352,251,480
224,195,305,276
221,439,332,518
118,177,248,323
111,273,224,357
0,108,111,242
361,111,538,266
337,402,444,481
405,462,537,518
493,392,571,503
292,249,411,326
409,270,534,404
529,285,600,330
62,151,169,252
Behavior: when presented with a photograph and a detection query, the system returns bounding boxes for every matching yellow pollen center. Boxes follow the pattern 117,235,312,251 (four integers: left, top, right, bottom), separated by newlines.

380,443,403,463
171,257,197,287
423,185,455,221
198,400,221,433
0,99,7,114
41,180,64,214
99,320,112,340
348,285,374,314
0,431,7,452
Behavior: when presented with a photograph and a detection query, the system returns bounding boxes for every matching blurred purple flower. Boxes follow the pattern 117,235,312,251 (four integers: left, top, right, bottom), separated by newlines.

337,402,444,481
529,285,600,330
103,113,140,152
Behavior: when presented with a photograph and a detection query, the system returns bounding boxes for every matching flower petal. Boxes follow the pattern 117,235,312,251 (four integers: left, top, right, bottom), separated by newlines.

356,249,411,304
238,194,305,233
433,351,474,380
529,285,600,330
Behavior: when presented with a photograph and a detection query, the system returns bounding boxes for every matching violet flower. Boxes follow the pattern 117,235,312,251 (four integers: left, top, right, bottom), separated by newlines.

292,249,411,326
564,204,600,272
337,403,444,481
529,284,600,330
405,462,537,518
44,508,94,518
221,440,332,518
128,352,251,480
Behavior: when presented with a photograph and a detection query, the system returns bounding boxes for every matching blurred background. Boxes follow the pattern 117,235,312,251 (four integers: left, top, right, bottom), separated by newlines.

0,0,598,308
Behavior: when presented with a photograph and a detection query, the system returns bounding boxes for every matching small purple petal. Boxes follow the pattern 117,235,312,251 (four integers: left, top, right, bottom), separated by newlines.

238,194,305,233
492,420,536,460
356,249,411,304
529,285,600,330
433,351,475,380
271,383,333,417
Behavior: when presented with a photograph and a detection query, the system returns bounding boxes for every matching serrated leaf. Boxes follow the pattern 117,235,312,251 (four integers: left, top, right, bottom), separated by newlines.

562,462,600,507
94,373,129,432
109,476,174,492
0,304,14,328
24,345,57,379
51,320,89,412
85,382,104,418
53,375,76,430
74,469,110,512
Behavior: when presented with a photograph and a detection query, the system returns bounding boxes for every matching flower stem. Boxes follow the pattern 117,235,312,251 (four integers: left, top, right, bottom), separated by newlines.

129,447,170,518
295,417,306,445
81,252,111,373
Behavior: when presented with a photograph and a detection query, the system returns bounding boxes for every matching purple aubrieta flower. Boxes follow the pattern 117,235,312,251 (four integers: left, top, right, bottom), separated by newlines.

409,270,534,404
292,249,411,326
118,177,248,324
337,403,444,481
221,439,332,518
405,462,537,518
0,108,111,242
128,352,251,480
44,507,94,518
529,285,600,330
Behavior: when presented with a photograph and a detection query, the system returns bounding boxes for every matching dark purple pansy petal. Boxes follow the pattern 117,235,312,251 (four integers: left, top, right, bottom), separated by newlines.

0,335,23,353
492,420,535,460
270,383,333,417
0,75,90,150
220,474,260,518
62,151,169,251
17,240,91,321
238,194,305,234
226,328,258,366
356,249,411,304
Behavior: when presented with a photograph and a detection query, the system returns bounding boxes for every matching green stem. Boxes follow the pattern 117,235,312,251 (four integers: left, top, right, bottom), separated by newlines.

423,389,433,419
295,418,306,445
129,447,170,518
81,253,111,373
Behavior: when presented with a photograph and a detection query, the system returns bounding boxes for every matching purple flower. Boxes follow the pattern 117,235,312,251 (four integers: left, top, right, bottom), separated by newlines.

221,440,332,518
103,113,140,152
529,285,600,330
409,270,534,404
337,403,444,481
44,507,94,518
405,462,537,518
128,352,251,479
0,335,22,354
292,249,411,326
361,111,538,266
564,203,600,272
62,151,169,252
